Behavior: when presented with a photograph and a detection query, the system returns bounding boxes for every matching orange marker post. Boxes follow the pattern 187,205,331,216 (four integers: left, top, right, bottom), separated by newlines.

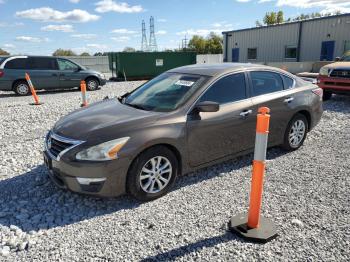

247,107,270,228
80,80,88,107
25,73,42,105
228,107,277,243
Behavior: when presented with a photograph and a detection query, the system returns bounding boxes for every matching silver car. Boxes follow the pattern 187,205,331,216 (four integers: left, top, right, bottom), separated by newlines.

0,56,107,95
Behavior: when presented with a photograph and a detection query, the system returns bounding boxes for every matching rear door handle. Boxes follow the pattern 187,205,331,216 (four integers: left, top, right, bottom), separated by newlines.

284,97,294,103
239,109,253,118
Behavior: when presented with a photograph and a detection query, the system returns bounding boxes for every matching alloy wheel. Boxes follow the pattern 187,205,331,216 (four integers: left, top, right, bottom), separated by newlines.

289,120,306,148
139,156,172,194
17,84,29,95
87,80,98,90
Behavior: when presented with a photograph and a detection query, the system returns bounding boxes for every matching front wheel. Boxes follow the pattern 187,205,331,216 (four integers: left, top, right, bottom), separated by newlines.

126,146,178,201
86,78,99,91
282,114,308,151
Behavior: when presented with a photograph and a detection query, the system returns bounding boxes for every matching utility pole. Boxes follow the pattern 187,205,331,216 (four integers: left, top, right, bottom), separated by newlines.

182,35,188,51
141,20,148,52
149,16,158,52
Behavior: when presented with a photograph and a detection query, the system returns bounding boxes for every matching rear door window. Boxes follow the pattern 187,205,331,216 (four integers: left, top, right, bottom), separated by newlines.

199,73,247,104
4,58,27,69
281,75,295,89
250,71,284,96
27,57,57,70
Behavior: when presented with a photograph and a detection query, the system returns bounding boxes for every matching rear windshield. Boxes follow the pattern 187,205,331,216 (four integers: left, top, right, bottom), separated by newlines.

124,73,208,112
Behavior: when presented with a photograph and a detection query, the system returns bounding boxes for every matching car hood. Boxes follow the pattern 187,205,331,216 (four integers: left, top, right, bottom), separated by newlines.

323,62,350,70
53,99,161,141
81,68,103,75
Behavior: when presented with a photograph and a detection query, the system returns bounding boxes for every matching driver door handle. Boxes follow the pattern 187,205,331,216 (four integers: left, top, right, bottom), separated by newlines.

284,97,294,103
239,109,253,118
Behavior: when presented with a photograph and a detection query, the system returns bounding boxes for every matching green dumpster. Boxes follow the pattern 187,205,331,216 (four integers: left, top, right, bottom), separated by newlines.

108,52,196,80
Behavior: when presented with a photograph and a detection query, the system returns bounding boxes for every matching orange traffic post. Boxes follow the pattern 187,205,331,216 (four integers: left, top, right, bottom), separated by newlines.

228,107,277,243
25,73,42,105
80,80,88,107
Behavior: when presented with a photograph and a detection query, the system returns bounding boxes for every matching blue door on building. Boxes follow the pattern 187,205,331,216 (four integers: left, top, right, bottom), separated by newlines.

320,41,335,61
232,48,239,62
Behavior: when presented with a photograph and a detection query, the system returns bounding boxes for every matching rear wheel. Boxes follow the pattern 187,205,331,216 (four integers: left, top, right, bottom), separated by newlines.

323,91,332,101
126,146,178,201
86,77,99,91
282,114,308,151
13,80,30,96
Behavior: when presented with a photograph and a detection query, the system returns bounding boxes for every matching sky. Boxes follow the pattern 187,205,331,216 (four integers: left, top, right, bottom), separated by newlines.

0,0,349,55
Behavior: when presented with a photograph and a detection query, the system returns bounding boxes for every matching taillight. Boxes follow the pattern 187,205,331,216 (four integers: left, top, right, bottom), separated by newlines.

0,70,4,78
312,88,323,98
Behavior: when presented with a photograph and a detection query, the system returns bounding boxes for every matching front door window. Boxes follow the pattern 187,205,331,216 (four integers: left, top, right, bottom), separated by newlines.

57,59,79,71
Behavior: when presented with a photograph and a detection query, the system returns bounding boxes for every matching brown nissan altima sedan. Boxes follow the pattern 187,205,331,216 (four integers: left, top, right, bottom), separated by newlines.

43,63,323,201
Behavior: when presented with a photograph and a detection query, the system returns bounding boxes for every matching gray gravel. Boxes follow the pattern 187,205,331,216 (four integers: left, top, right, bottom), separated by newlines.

0,82,349,261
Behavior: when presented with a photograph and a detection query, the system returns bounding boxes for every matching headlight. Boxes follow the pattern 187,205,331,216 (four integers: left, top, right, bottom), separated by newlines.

319,67,329,76
76,137,129,161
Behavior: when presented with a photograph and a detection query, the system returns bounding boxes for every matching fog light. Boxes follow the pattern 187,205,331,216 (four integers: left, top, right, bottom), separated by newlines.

76,177,106,185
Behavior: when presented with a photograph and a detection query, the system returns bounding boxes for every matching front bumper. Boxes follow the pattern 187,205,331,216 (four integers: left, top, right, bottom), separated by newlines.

99,78,107,86
317,76,350,92
43,150,130,197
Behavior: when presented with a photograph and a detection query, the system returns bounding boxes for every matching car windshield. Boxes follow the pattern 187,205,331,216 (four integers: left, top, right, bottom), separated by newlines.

124,73,208,112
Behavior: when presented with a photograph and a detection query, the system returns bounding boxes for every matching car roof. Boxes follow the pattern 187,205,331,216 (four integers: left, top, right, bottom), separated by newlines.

168,63,287,77
5,55,57,58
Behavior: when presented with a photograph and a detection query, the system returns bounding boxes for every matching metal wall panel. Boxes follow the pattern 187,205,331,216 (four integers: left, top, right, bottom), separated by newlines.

300,16,350,61
224,14,350,63
226,23,299,63
60,56,110,73
196,54,223,64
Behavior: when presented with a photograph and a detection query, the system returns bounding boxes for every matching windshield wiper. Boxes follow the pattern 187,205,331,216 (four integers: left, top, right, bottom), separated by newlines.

117,92,130,103
124,102,149,111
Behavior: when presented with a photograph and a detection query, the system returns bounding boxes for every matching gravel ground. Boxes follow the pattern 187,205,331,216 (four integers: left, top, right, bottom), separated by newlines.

0,82,349,261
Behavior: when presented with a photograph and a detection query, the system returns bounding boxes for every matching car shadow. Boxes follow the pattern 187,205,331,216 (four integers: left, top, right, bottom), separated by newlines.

0,147,286,233
323,95,350,114
140,231,246,261
0,165,140,233
174,146,288,191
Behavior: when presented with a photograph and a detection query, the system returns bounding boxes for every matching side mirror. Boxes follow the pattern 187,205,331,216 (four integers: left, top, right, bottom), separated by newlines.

335,57,341,61
74,67,81,72
194,101,219,113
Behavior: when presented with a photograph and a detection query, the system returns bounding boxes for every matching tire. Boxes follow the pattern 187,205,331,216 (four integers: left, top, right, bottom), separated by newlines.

86,78,99,91
126,146,178,201
323,91,332,101
282,114,309,151
13,80,30,96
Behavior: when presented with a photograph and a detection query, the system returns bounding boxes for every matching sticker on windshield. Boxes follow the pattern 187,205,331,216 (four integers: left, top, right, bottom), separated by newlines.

175,80,195,87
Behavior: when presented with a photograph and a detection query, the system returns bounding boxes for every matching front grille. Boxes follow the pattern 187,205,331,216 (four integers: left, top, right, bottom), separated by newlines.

46,132,84,160
49,138,74,158
330,69,350,78
324,81,350,87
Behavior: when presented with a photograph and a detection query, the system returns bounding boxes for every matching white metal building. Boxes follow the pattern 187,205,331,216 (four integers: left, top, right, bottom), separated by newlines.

223,13,350,63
